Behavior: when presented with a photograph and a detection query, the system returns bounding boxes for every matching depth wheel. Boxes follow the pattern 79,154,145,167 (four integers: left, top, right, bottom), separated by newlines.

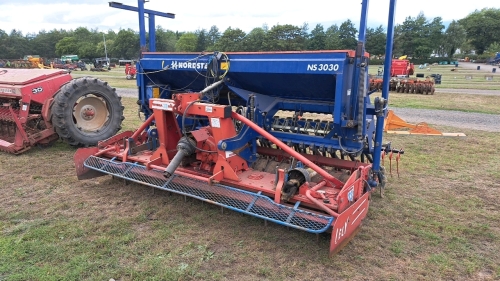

51,77,125,146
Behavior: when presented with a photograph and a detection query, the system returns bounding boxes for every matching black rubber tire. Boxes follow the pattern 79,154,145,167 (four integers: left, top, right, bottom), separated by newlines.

51,77,125,147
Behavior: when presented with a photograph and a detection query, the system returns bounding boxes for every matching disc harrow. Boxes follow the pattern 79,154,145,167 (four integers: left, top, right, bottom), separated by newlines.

371,77,435,94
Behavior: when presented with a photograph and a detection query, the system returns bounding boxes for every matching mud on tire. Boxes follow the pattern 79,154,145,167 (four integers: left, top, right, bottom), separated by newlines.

51,77,125,146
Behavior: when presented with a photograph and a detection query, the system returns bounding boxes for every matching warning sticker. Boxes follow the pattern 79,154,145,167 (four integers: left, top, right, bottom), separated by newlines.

211,118,220,128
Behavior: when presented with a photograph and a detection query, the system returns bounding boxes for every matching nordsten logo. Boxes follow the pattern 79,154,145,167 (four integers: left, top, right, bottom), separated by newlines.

170,61,208,70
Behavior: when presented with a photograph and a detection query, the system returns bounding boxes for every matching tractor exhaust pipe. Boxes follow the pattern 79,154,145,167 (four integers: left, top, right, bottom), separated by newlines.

163,137,196,178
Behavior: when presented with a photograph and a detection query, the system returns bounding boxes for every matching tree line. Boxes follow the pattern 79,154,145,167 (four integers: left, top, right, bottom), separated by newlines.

0,8,499,61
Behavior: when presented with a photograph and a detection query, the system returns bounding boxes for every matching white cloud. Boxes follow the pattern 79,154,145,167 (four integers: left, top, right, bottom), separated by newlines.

0,0,498,35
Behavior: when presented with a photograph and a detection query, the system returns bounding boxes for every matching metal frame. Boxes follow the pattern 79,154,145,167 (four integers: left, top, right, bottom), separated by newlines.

109,1,175,52
74,0,399,257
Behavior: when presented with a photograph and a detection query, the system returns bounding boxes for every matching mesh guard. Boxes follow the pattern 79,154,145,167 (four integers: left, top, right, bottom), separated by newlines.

84,156,334,233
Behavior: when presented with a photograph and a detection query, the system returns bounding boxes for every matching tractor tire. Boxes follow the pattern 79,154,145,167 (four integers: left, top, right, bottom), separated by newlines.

51,77,125,147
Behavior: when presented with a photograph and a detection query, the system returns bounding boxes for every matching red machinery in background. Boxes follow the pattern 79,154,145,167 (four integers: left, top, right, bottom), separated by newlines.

0,68,124,154
370,58,436,94
125,63,137,80
390,58,415,76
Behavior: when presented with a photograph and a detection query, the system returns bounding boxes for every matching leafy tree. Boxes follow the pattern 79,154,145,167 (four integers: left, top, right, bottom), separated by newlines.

308,24,326,50
243,27,267,51
206,26,221,50
459,8,500,54
459,40,474,56
96,39,114,59
79,42,100,59
156,26,177,52
301,22,309,40
264,24,307,51
71,28,104,58
365,25,386,57
441,20,466,58
55,37,78,57
394,13,444,58
195,29,208,52
213,27,246,52
4,30,29,59
0,30,9,57
395,14,426,57
106,30,117,41
485,42,500,56
175,32,197,52
325,24,341,50
28,30,50,58
175,31,184,40
111,29,139,59
29,29,68,59
427,17,445,53
338,19,358,49
73,27,93,42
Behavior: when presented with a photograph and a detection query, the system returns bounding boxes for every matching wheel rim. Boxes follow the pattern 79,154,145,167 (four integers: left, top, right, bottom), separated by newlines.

73,95,109,132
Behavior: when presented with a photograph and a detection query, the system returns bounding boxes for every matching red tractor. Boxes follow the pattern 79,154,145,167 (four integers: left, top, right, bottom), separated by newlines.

125,63,137,80
0,68,124,154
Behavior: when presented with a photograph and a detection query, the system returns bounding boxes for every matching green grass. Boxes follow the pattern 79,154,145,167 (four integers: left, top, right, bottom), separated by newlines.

1,75,500,280
386,92,500,114
2,127,498,280
70,67,138,89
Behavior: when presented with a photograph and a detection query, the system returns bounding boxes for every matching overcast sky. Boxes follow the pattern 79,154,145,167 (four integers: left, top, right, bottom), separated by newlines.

1,0,498,35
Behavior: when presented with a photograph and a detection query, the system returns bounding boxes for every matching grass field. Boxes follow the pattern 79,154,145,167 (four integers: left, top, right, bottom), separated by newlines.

70,67,137,89
0,66,499,280
387,92,500,115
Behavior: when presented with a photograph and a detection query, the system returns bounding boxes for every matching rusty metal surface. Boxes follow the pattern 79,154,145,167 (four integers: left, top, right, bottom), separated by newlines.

0,68,69,85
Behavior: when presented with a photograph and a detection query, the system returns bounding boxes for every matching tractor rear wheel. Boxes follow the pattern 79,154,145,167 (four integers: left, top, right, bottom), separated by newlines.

51,77,124,147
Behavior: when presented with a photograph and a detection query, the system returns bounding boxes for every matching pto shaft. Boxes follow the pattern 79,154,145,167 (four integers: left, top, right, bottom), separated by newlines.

163,137,196,178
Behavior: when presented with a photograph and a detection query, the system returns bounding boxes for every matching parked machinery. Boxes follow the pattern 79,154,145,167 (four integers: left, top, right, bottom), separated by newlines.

91,58,111,71
74,0,400,256
370,58,436,94
0,68,124,154
125,63,137,79
0,59,34,69
490,52,500,65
